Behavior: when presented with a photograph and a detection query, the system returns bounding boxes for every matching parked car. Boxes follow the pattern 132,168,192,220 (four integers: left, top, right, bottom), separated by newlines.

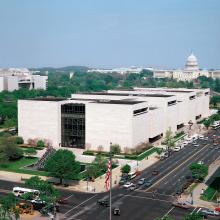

173,146,181,152
199,135,204,139
183,141,188,146
204,137,208,141
199,208,219,216
172,201,191,209
129,184,137,191
197,161,204,165
123,182,134,189
57,197,69,204
138,178,146,185
97,199,109,207
144,180,153,187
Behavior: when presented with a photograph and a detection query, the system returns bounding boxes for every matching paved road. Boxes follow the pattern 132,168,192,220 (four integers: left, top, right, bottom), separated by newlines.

0,129,220,220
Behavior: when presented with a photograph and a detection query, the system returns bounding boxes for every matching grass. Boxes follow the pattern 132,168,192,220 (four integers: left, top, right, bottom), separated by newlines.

0,157,49,176
200,187,217,201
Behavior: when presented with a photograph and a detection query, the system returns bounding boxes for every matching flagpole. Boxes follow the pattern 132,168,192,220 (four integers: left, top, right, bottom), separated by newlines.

110,142,112,220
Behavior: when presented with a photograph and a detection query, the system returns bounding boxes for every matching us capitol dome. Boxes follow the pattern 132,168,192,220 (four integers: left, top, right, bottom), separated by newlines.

184,53,199,71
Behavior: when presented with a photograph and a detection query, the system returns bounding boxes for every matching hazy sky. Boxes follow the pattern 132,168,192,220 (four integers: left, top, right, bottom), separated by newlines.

0,0,219,69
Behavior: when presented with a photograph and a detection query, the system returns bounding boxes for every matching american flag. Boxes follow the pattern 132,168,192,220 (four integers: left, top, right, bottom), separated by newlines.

105,160,111,191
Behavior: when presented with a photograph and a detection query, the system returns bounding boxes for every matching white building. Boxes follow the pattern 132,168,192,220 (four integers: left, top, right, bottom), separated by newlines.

0,68,48,92
154,53,220,81
18,88,210,152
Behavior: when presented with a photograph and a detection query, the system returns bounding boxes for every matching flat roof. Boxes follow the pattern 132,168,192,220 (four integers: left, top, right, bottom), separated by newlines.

78,92,174,98
70,98,145,105
25,97,66,102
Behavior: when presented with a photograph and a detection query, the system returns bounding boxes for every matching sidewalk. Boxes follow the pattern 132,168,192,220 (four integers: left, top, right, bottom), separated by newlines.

180,157,220,209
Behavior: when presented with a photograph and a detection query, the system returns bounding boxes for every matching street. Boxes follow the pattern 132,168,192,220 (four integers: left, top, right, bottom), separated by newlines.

0,129,220,219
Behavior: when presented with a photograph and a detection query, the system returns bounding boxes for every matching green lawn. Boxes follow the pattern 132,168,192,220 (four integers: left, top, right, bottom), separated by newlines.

0,157,49,176
201,187,216,201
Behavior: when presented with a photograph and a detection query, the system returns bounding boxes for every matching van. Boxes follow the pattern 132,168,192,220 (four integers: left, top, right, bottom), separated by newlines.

13,187,40,198
128,172,137,180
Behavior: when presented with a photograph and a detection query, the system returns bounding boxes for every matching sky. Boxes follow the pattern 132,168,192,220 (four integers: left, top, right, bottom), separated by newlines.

0,0,219,69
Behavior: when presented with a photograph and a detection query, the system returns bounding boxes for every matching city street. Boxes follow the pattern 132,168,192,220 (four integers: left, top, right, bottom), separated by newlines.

0,129,220,219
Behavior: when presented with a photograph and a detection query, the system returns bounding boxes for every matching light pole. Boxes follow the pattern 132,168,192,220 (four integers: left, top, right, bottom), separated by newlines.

109,142,113,220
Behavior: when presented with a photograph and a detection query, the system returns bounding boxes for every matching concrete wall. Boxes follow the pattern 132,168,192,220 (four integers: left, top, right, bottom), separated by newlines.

18,100,61,147
85,102,133,151
7,76,19,91
32,75,48,90
0,77,4,92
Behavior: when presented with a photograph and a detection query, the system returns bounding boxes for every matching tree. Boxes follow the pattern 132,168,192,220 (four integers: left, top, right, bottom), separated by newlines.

164,127,175,150
203,119,211,130
184,213,203,220
25,176,59,203
85,164,99,181
37,140,45,148
94,154,108,172
45,149,81,184
25,148,37,158
110,144,121,154
0,136,23,160
121,164,131,174
14,136,24,145
190,163,208,182
0,193,19,220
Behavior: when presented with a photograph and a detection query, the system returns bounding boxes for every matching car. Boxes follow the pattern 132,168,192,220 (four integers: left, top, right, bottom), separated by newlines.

199,135,204,139
197,161,204,165
113,207,120,216
129,184,137,191
200,208,220,216
144,180,153,187
57,197,69,204
213,142,218,146
175,188,183,195
152,170,159,175
164,152,169,158
183,141,188,146
193,143,199,147
173,146,181,152
204,137,208,141
172,201,191,209
185,136,193,141
138,178,146,185
123,182,134,189
97,199,109,207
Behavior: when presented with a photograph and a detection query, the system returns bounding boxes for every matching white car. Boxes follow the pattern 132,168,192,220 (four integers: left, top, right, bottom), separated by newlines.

173,147,181,152
204,137,208,141
183,141,188,146
185,136,192,141
197,161,204,165
199,135,204,139
123,182,134,189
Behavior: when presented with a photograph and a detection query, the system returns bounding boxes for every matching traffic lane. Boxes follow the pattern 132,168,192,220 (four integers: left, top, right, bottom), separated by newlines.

75,192,176,220
152,146,215,194
157,145,219,194
143,142,210,192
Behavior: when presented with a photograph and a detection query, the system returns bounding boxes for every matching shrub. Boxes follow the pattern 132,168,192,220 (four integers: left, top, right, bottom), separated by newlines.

121,164,131,174
110,144,121,154
15,136,24,144
83,151,95,156
37,140,45,148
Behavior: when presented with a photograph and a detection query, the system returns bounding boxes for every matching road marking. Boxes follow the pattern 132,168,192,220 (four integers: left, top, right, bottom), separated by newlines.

145,144,209,192
196,208,201,213
191,207,197,214
64,194,97,216
64,194,74,200
162,206,175,218
123,194,171,203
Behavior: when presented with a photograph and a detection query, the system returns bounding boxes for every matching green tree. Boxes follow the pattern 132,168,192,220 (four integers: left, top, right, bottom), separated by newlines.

110,144,121,154
85,164,99,180
45,149,81,184
37,140,45,148
24,176,59,213
0,193,19,220
94,154,108,172
203,119,211,130
164,127,175,150
0,136,23,160
184,213,203,220
190,163,208,182
121,164,131,174
14,136,24,145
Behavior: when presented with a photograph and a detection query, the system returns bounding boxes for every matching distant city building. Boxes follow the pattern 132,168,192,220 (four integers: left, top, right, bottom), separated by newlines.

18,87,210,152
87,66,151,74
0,68,48,92
153,53,220,81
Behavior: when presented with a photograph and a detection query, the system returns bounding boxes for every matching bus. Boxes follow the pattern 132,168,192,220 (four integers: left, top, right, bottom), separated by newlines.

12,187,40,198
